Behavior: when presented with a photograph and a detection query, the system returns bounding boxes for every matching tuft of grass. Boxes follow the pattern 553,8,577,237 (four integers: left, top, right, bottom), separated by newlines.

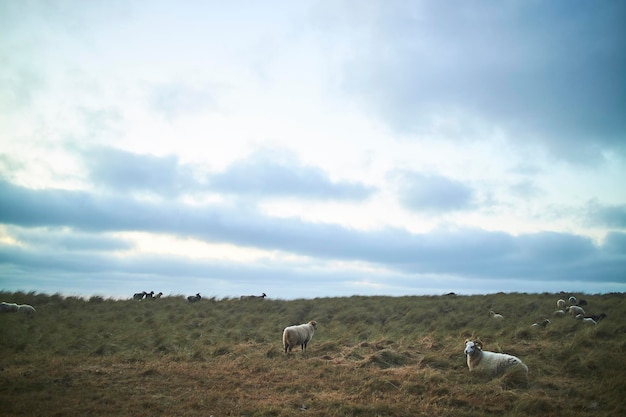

359,348,412,369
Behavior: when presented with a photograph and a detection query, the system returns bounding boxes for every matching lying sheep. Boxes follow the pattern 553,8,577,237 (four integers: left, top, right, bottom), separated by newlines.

566,305,585,317
531,319,551,328
464,339,528,377
568,296,577,304
187,293,201,303
17,304,36,314
240,293,267,301
556,299,566,309
489,311,504,319
283,320,317,354
553,310,566,318
576,314,597,325
587,313,607,322
0,302,19,313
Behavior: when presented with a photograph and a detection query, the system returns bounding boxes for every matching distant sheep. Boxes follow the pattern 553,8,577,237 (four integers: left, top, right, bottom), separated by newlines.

568,296,577,304
576,299,588,307
133,291,146,300
240,293,267,301
531,319,551,328
576,314,596,325
556,299,566,309
0,302,19,313
553,310,566,318
283,320,317,354
464,339,528,377
144,291,155,300
587,313,607,322
17,304,36,314
187,293,201,303
489,311,504,320
566,305,585,317
0,302,35,314
155,292,163,299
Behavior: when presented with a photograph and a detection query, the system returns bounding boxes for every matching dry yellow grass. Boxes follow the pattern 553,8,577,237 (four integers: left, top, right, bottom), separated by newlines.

1,291,625,416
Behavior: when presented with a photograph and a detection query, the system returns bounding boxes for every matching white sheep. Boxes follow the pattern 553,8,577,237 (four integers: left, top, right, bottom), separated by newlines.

556,299,566,309
283,320,317,354
553,310,566,318
576,314,597,325
588,313,607,322
568,296,577,304
0,302,19,312
531,319,551,328
17,304,36,314
155,292,163,299
464,339,528,377
489,311,504,319
187,293,201,303
566,305,585,317
240,293,267,301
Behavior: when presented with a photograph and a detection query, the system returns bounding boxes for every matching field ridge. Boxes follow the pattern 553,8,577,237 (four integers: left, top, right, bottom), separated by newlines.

1,291,625,416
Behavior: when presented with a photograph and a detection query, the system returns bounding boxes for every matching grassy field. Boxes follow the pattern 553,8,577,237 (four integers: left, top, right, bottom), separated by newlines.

1,291,625,416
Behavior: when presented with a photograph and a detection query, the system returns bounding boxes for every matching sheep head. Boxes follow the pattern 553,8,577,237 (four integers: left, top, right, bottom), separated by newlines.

464,339,483,356
308,320,317,329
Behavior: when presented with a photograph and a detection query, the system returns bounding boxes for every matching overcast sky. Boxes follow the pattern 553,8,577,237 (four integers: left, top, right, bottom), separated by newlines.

1,0,625,299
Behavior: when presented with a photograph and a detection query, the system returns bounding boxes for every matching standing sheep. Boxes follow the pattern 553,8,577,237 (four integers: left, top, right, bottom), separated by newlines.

283,320,317,354
133,291,146,300
464,339,528,377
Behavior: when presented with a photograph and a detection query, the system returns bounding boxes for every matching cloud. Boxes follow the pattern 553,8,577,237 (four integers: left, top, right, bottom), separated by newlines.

83,147,199,197
585,201,626,228
8,226,131,252
209,150,375,200
509,180,542,199
395,171,474,212
80,146,375,202
331,1,626,162
1,179,623,288
149,83,217,118
0,66,45,110
603,232,626,254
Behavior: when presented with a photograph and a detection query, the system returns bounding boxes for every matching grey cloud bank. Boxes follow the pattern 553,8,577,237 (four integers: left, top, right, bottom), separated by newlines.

1,172,624,299
338,1,626,161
